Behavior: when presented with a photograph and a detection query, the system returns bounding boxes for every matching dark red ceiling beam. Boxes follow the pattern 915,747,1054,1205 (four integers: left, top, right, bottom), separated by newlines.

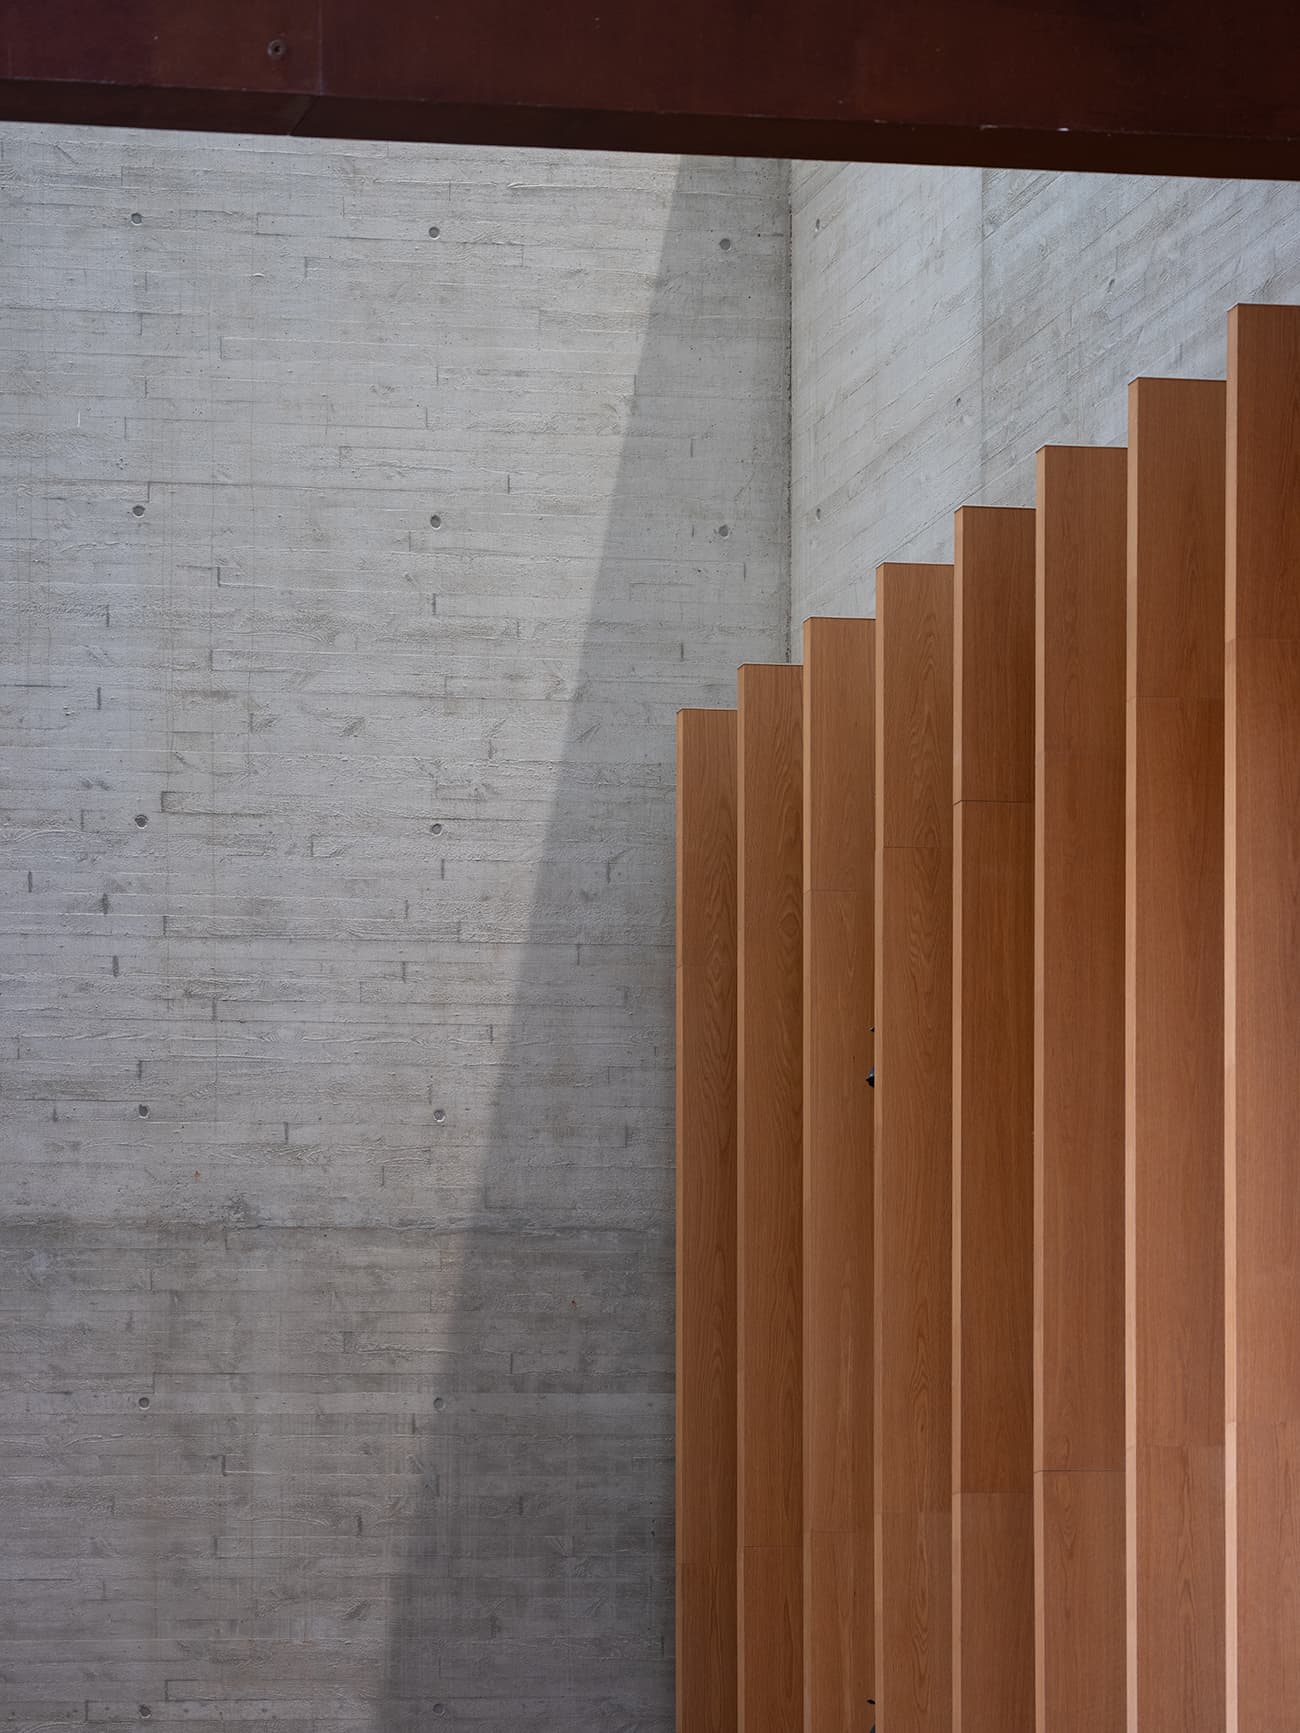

2,0,1299,179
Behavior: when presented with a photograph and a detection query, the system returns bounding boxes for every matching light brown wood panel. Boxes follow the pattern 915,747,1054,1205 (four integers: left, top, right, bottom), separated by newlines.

954,1493,1034,1733
802,617,875,1733
955,505,1036,805
738,662,803,1733
1034,446,1127,1732
804,617,874,895
875,563,953,1733
676,707,739,1733
952,507,1035,1733
1124,378,1226,1733
1226,302,1300,1733
1036,1470,1126,1730
805,1531,872,1733
953,797,1035,1485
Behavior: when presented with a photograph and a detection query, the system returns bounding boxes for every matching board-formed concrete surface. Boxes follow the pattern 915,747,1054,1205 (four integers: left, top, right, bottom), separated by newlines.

0,126,789,1731
12,121,1300,1733
792,162,1300,624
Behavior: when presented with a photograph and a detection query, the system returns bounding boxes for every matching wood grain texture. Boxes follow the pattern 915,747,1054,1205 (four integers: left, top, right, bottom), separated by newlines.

738,663,803,1733
952,509,1035,1733
1034,447,1127,1731
1225,303,1300,1733
875,563,954,1733
954,1493,1034,1733
1124,379,1225,1733
802,618,875,1733
1036,1470,1126,1731
677,709,739,1733
805,1530,873,1733
954,506,1036,805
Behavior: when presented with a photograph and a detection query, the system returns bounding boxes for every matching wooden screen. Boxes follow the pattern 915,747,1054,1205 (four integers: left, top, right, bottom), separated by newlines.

672,299,1300,1733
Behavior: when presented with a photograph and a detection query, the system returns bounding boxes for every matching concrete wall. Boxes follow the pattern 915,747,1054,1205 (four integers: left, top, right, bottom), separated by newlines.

15,120,1300,1733
0,126,789,1731
792,162,1300,622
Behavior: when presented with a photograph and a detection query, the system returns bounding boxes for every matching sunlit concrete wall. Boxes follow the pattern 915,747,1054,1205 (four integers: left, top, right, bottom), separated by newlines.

0,126,789,1733
792,162,1300,623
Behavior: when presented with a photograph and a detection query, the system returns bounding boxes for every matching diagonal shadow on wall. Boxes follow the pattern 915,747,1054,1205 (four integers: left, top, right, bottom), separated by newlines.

377,156,788,1732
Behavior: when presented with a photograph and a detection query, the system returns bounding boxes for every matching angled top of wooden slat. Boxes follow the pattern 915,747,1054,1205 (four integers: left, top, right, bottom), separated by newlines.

955,506,1035,805
676,708,737,974
1228,303,1300,641
1036,446,1128,758
876,563,954,851
1128,378,1226,705
802,617,874,894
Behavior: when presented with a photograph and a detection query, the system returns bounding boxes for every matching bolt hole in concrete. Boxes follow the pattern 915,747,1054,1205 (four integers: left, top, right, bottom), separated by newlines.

134,813,148,827
428,225,441,238
132,504,145,516
138,1397,150,1410
138,1708,152,1720
718,524,730,538
719,237,732,250
429,513,442,527
129,211,142,224
433,1397,446,1412
430,822,443,835
433,1109,447,1124
138,1104,150,1118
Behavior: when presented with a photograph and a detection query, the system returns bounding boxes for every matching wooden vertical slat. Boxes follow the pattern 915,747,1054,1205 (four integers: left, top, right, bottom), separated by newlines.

802,618,875,1733
875,563,954,1733
952,508,1035,1733
738,663,803,1733
1034,445,1128,1733
1125,379,1226,1733
677,708,739,1733
1225,302,1300,1733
